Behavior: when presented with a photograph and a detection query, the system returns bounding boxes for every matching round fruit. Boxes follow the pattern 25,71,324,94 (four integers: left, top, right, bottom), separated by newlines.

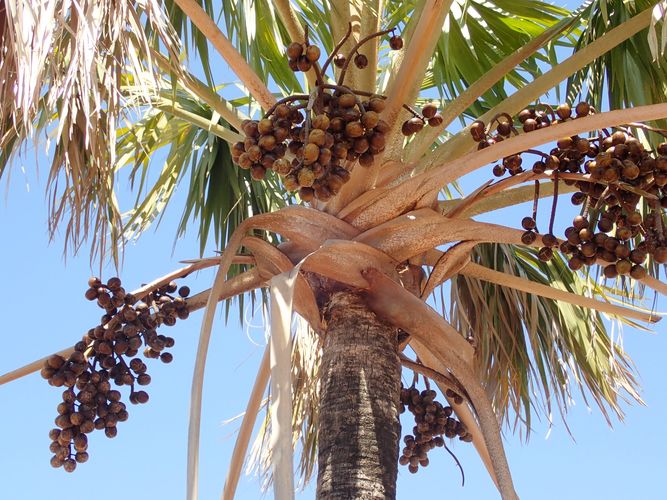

389,35,403,50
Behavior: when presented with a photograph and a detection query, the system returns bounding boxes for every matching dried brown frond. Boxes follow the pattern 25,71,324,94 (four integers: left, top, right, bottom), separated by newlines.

1,0,182,264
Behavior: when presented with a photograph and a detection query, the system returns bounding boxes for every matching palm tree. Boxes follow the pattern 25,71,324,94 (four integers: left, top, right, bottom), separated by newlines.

1,0,666,498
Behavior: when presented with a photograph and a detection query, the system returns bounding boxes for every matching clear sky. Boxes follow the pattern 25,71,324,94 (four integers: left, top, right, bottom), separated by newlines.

2,2,667,499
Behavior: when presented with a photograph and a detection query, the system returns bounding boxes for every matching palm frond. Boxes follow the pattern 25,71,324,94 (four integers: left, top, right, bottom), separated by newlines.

117,87,288,261
0,0,182,264
450,243,644,436
217,0,304,97
427,0,571,118
247,317,321,491
566,0,667,137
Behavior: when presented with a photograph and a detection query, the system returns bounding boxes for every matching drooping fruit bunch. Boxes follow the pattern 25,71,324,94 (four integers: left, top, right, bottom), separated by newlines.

41,277,190,471
473,102,667,277
398,384,472,474
230,26,443,202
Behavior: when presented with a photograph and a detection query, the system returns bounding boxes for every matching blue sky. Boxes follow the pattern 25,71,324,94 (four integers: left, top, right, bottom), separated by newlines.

2,2,667,499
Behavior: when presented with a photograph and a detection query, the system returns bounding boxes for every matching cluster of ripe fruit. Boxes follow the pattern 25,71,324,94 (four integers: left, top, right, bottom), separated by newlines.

230,27,444,202
474,103,667,276
41,277,190,471
399,385,472,474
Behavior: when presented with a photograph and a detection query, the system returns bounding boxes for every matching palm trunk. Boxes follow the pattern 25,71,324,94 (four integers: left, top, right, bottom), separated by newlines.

316,291,401,499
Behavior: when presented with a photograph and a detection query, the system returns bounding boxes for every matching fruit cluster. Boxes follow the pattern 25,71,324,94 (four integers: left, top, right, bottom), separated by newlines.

473,102,667,276
230,26,443,202
41,277,190,471
399,385,472,474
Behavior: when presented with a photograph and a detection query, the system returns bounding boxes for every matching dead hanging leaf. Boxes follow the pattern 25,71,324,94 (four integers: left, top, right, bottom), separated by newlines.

2,0,183,263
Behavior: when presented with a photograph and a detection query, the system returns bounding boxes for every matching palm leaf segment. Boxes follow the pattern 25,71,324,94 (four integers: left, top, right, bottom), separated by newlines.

3,0,667,499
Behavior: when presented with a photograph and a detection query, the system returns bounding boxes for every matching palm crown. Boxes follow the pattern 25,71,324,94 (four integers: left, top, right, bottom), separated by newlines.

1,1,667,499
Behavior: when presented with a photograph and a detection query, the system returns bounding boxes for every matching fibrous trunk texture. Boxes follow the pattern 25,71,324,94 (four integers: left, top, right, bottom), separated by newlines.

316,291,401,499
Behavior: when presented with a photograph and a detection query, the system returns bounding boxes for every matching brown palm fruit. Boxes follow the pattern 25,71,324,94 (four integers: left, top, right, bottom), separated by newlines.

568,256,584,271
575,137,590,153
332,143,348,160
523,118,537,132
369,132,386,150
308,129,326,146
368,98,386,113
361,111,379,129
470,120,486,142
283,174,299,191
611,131,627,145
574,101,591,118
630,264,647,279
358,152,374,167
542,233,558,247
532,160,546,173
521,231,537,245
297,187,314,202
333,54,346,68
422,103,438,119
522,217,537,230
389,35,403,50
250,165,266,181
402,117,424,136
338,93,356,109
496,121,512,137
256,119,272,136
314,183,333,201
428,114,444,127
556,103,572,120
626,211,642,226
305,45,320,62
616,259,632,275
332,166,351,182
354,53,368,68
571,192,586,205
288,59,299,71
303,143,320,165
353,137,369,154
517,109,533,123
311,114,330,130
557,137,573,150
327,175,346,193
598,218,614,232
298,168,316,187
258,135,276,151
287,42,303,59
274,104,291,119
345,121,365,138
297,56,311,72
538,247,553,261
492,165,505,177
615,243,631,259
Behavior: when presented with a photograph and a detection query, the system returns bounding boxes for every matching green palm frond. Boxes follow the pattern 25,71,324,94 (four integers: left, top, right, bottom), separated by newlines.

427,0,572,118
450,243,644,436
566,0,667,132
117,89,288,259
